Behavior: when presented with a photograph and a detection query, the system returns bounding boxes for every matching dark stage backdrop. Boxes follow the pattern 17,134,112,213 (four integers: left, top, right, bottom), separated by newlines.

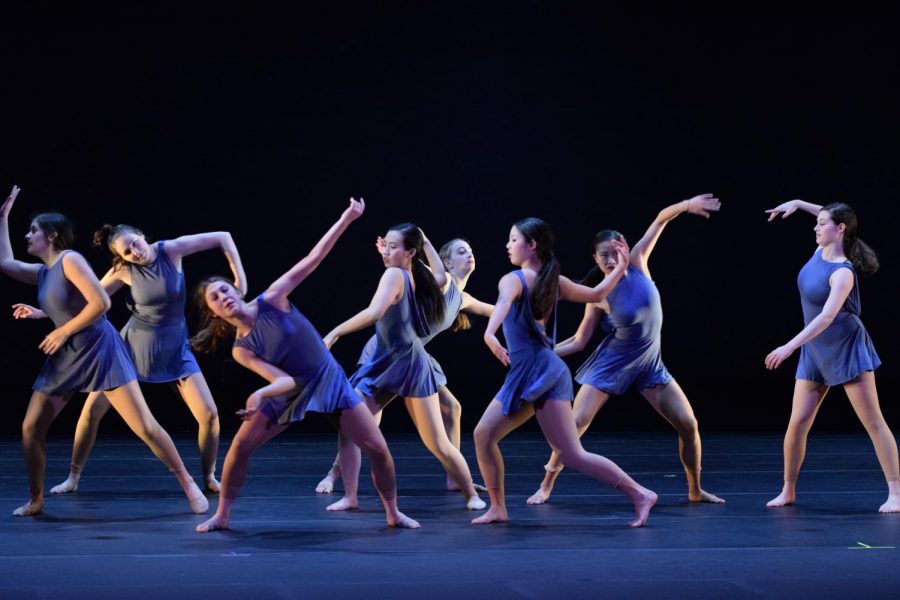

1,7,898,437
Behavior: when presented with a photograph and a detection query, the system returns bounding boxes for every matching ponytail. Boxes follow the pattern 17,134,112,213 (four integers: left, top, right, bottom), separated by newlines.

821,203,879,276
513,217,560,320
389,223,446,327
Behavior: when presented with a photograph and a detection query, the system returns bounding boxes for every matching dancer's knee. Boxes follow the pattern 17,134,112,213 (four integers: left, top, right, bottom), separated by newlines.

473,422,494,450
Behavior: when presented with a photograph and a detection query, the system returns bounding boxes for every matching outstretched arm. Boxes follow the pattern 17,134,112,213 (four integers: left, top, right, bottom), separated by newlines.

0,186,41,285
483,272,522,367
460,291,494,318
559,242,629,304
631,193,720,274
323,267,405,348
765,268,854,370
263,198,365,310
419,229,448,289
39,253,112,355
164,231,248,296
765,199,823,221
554,303,604,357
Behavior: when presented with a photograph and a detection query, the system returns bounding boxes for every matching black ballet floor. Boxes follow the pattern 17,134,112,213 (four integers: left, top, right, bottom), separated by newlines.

1,431,899,599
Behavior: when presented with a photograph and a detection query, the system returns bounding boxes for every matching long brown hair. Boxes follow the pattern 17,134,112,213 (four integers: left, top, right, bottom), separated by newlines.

822,203,879,276
514,217,560,321
190,276,237,353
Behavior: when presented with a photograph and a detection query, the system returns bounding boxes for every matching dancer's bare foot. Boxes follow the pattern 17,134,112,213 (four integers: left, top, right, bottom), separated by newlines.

689,489,725,504
387,511,421,529
466,494,487,511
526,487,552,505
50,476,79,494
878,493,900,513
205,476,221,494
766,491,795,507
13,500,44,516
326,496,358,511
196,513,229,532
186,482,210,514
471,505,508,524
316,471,340,494
628,489,657,528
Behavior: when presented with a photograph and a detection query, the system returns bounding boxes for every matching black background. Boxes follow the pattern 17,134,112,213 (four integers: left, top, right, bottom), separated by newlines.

2,6,898,437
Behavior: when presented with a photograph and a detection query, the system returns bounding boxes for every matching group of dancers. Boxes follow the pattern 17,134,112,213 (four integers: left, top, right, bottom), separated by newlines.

2,185,897,533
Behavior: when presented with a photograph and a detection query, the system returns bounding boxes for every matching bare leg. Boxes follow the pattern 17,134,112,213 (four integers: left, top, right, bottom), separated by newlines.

104,381,209,513
327,392,389,511
842,372,900,513
642,380,724,503
176,372,221,493
316,391,388,495
534,399,657,527
767,379,828,507
197,412,287,532
50,391,111,494
527,384,609,505
405,394,484,509
15,392,68,516
337,403,419,528
472,399,535,524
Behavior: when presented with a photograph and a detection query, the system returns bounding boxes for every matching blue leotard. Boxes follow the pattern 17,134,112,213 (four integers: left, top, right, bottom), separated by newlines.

795,249,880,385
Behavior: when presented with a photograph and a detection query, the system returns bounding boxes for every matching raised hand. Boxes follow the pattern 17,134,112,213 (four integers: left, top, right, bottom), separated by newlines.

341,197,365,223
375,235,386,255
1,185,21,219
12,303,46,319
765,200,801,221
685,193,721,219
611,239,630,269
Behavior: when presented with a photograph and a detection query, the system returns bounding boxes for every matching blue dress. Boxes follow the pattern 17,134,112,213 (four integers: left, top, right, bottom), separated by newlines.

495,271,572,415
795,249,880,386
575,265,673,395
32,251,137,394
356,279,463,366
350,270,447,398
121,241,201,382
234,295,361,424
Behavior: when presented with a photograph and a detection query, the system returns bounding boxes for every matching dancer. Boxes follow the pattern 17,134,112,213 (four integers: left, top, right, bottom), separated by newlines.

764,199,899,512
192,198,418,531
315,237,493,494
527,194,724,505
322,224,485,511
47,222,246,495
473,217,657,526
1,185,207,516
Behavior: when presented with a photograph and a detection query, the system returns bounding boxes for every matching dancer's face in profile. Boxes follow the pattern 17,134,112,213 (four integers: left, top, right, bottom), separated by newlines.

506,226,535,266
443,240,475,277
25,220,52,257
815,210,844,247
112,232,154,265
203,280,243,319
381,230,416,269
593,240,623,275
